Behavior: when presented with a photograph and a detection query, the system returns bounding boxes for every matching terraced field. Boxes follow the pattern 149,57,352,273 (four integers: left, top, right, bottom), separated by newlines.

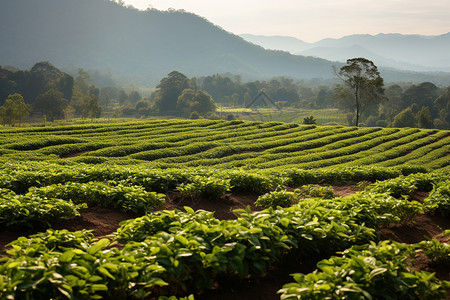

0,119,449,299
0,119,448,172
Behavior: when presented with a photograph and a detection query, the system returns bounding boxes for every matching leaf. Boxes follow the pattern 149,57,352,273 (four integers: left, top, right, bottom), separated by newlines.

7,261,20,269
89,238,110,255
97,266,115,280
184,206,195,214
301,233,313,240
280,217,290,227
88,275,103,282
175,235,188,245
368,267,387,280
59,250,76,263
91,284,109,292
57,284,73,299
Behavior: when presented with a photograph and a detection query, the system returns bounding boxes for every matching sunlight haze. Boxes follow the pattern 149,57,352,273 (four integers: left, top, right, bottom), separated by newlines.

119,0,450,42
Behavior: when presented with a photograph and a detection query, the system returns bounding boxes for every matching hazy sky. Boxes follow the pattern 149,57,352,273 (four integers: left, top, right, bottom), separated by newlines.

119,0,450,42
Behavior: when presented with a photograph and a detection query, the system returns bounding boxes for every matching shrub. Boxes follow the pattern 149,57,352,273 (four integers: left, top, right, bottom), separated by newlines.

424,181,450,217
255,189,294,208
278,241,449,300
176,176,232,201
294,184,335,199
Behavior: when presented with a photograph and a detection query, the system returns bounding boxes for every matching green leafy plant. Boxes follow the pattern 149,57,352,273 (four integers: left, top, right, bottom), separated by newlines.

255,189,294,208
278,241,449,300
176,176,232,201
0,229,167,299
29,181,165,213
424,180,450,217
294,184,335,199
0,193,84,229
418,236,450,267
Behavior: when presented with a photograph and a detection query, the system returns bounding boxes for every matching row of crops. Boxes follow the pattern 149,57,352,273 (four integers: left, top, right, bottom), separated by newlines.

0,161,449,299
0,119,449,298
0,119,448,172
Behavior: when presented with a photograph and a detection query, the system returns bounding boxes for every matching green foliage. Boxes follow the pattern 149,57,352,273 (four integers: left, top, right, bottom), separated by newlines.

0,120,448,173
392,107,417,128
224,170,282,194
114,203,374,294
424,180,450,217
33,88,69,121
155,71,190,114
294,184,335,199
278,241,449,300
29,181,166,213
0,229,167,299
176,176,232,201
367,176,417,198
302,115,316,124
255,189,294,208
335,58,385,126
0,192,83,229
177,89,216,117
0,200,376,298
0,93,32,126
297,191,424,228
418,236,450,267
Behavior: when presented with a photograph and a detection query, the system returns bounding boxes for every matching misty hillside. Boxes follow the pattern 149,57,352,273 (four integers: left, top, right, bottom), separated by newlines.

241,33,450,72
1,0,449,87
0,0,335,85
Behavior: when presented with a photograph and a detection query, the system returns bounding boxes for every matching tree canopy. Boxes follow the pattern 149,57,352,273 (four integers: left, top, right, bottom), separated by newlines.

33,89,68,121
0,93,31,126
334,58,385,126
154,71,190,114
176,89,216,117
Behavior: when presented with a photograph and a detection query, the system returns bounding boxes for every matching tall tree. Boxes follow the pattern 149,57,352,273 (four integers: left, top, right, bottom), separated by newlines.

416,106,433,128
176,89,216,116
334,58,385,126
392,107,417,128
154,71,189,114
0,93,31,126
33,89,68,121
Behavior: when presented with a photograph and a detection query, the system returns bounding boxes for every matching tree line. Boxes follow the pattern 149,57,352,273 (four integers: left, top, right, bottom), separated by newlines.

1,60,449,129
0,62,101,125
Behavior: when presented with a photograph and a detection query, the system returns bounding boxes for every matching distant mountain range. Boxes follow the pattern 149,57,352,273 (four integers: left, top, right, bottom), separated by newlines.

240,33,450,72
0,0,449,87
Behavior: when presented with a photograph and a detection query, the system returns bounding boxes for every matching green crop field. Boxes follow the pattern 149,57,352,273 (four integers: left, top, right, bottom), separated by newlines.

0,119,449,299
0,119,448,172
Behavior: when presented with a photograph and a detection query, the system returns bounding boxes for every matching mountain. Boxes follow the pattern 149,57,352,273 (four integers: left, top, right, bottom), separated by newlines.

239,34,311,54
1,0,449,87
0,0,334,86
240,33,450,72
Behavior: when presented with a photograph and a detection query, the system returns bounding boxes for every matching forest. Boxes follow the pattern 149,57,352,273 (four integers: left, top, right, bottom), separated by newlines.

0,61,449,129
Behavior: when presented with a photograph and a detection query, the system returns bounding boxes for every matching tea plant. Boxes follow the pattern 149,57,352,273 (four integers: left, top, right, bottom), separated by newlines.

418,233,450,267
424,180,450,217
0,230,168,299
29,181,166,213
278,240,449,299
297,191,424,228
176,176,232,201
294,184,335,199
0,193,84,229
255,189,294,208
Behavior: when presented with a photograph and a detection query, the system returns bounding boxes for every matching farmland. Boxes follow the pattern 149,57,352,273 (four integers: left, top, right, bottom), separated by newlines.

0,119,449,299
0,119,448,171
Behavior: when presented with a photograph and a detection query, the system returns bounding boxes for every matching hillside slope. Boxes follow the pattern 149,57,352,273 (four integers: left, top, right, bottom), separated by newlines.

241,33,450,72
0,0,334,85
